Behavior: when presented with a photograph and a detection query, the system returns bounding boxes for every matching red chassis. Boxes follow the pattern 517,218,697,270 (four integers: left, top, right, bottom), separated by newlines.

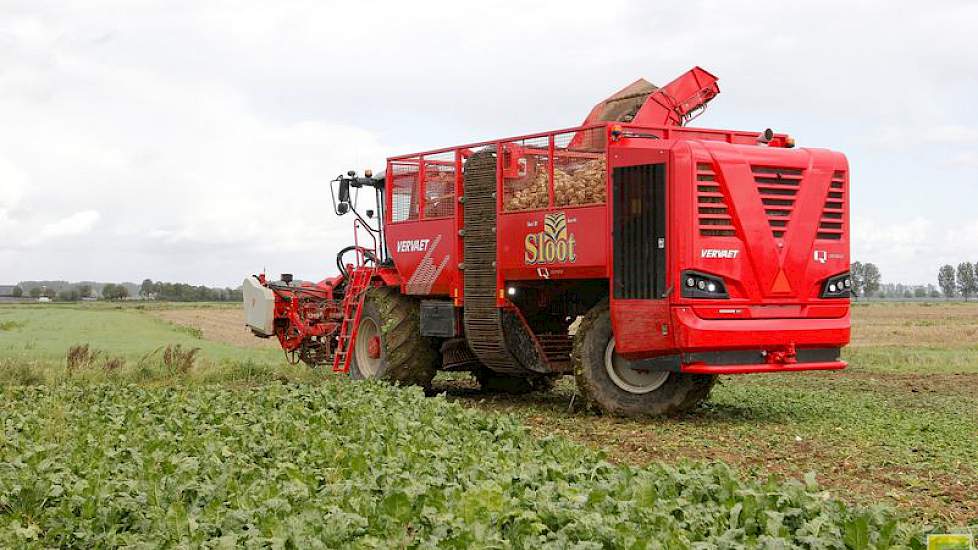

382,121,849,375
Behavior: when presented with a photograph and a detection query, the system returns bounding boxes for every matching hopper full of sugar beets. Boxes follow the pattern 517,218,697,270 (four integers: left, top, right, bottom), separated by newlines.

243,67,851,416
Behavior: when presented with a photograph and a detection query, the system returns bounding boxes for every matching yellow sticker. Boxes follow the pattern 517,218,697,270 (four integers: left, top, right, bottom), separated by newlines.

928,534,974,550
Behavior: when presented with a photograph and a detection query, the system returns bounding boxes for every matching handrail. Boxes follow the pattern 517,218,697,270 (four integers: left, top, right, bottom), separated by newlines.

352,218,378,268
388,122,792,163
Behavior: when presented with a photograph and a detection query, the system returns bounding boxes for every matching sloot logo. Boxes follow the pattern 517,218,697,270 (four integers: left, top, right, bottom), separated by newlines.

525,212,577,265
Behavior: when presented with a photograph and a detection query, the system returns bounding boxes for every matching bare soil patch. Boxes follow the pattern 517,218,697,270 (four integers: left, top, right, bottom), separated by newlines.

851,302,978,348
149,307,277,349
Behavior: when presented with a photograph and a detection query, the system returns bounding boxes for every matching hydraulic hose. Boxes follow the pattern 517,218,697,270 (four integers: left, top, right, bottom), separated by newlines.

336,245,378,281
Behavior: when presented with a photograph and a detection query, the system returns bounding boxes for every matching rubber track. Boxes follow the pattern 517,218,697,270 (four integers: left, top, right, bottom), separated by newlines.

461,150,529,374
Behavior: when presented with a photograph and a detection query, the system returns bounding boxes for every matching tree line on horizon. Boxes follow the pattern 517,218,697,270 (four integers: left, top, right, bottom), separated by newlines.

5,280,243,302
937,262,978,300
138,279,243,302
851,260,978,300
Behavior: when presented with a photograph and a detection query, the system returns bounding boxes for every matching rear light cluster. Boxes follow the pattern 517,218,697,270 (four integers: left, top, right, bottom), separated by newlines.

681,270,729,299
821,272,852,298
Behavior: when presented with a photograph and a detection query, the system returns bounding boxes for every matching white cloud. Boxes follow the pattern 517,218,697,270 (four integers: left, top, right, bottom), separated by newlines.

853,215,978,284
853,215,933,265
864,124,978,152
0,0,977,285
36,210,101,240
923,125,978,144
944,151,978,169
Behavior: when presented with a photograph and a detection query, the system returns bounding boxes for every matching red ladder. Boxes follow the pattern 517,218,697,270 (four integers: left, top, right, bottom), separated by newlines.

331,267,374,373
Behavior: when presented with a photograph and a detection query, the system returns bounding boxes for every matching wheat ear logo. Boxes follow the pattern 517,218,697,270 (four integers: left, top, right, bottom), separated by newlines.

525,212,577,265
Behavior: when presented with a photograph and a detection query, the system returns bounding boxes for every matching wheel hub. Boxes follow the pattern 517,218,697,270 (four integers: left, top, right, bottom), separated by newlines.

604,338,670,394
367,336,381,359
354,317,382,377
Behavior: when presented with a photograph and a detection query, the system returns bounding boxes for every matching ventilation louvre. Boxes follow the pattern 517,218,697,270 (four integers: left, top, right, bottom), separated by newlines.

817,170,846,240
752,165,802,238
696,162,736,237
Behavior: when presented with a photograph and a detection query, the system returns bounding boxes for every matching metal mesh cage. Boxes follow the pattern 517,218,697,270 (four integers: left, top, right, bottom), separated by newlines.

502,136,550,212
423,155,456,218
390,161,420,222
553,128,607,207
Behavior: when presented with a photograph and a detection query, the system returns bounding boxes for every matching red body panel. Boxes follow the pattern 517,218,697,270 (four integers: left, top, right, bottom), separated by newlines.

498,206,608,281
384,218,456,296
383,119,850,374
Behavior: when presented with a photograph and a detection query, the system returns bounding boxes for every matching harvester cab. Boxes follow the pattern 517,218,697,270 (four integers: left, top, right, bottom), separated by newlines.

244,66,851,417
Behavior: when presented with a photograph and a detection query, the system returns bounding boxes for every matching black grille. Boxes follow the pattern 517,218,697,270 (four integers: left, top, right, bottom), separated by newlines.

752,165,803,239
697,162,736,237
613,164,666,299
817,170,846,240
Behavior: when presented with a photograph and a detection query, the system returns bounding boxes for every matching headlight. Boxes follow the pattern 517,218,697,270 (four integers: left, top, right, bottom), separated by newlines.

821,272,851,298
681,270,729,299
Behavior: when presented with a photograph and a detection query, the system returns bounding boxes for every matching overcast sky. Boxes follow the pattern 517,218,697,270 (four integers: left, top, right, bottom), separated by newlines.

2,0,977,287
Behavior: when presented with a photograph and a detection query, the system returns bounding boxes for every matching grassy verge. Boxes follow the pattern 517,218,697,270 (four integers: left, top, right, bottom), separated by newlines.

0,303,282,370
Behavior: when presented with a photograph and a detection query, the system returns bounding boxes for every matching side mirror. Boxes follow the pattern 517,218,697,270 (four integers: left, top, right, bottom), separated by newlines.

335,177,351,215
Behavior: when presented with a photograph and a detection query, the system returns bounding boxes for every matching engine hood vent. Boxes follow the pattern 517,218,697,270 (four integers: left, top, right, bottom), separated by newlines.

752,165,803,239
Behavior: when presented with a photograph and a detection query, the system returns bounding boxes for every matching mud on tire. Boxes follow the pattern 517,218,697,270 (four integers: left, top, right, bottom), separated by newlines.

349,286,439,387
573,302,715,417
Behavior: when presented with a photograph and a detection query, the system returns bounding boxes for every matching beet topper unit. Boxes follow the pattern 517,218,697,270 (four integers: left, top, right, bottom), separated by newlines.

243,67,851,416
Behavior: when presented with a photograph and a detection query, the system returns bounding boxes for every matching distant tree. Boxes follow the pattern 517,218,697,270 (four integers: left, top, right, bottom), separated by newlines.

913,286,927,298
957,262,977,301
57,289,80,302
862,263,881,297
78,284,92,298
850,262,864,297
42,287,56,299
140,279,155,297
851,262,881,298
11,286,23,297
938,264,956,299
29,287,41,298
102,284,129,300
876,282,892,299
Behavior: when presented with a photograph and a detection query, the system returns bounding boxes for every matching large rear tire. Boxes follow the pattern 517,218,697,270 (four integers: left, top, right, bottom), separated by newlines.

349,286,439,387
573,302,715,417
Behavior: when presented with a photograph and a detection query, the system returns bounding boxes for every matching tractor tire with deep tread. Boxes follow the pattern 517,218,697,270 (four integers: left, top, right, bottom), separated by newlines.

349,286,439,387
474,367,557,395
573,302,716,417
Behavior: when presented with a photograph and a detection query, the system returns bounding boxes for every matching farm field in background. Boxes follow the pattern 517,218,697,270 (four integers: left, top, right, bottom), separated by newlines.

1,301,976,543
